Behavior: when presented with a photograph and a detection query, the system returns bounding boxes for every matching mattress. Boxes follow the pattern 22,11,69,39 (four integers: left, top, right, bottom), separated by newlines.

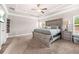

34,29,61,36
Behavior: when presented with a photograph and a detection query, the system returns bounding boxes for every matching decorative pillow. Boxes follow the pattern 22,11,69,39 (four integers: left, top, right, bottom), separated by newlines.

45,26,51,29
45,26,59,29
51,26,59,29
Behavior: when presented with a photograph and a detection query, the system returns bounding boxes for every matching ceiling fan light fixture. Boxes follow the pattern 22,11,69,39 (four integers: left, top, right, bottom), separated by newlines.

37,9,41,12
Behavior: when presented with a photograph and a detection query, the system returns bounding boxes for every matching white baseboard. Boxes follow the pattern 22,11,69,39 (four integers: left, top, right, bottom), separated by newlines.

8,33,32,38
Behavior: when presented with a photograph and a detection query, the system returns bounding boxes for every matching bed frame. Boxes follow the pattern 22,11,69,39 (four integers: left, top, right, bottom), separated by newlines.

33,18,63,47
46,18,63,31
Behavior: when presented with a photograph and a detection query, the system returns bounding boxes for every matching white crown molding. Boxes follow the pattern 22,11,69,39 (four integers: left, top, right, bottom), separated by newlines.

3,4,79,20
39,5,79,20
1,4,37,19
1,4,9,15
9,6,79,20
9,12,37,19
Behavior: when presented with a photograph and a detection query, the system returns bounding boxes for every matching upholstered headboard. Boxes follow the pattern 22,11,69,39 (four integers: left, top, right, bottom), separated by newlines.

46,18,63,30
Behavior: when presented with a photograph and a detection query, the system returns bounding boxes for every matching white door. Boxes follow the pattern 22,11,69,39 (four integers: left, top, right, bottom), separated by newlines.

1,22,6,44
0,22,6,47
0,14,7,49
0,22,1,49
0,6,7,49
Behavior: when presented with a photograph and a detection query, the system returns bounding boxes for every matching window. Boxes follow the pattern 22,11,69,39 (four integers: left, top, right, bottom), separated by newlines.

0,10,5,22
73,16,79,32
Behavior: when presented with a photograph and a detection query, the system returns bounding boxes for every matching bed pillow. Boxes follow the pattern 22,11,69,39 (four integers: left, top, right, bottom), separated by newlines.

45,26,51,29
51,26,59,29
45,26,59,29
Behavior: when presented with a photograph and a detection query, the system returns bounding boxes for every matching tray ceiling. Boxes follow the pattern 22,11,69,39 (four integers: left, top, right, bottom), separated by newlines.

6,4,79,19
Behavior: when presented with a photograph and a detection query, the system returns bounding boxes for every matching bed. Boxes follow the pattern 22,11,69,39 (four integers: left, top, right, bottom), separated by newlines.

33,18,63,47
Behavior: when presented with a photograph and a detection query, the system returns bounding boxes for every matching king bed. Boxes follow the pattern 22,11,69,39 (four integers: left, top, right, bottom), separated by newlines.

33,18,63,47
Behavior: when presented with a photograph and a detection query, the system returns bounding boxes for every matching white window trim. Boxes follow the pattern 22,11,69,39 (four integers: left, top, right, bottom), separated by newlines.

73,15,79,33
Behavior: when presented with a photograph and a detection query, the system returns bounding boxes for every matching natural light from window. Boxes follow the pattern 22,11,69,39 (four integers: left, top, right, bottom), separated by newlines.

73,16,79,34
0,9,5,22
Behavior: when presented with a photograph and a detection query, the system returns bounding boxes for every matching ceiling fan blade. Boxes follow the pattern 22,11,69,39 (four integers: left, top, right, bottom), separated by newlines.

41,11,44,14
37,4,40,7
42,8,47,10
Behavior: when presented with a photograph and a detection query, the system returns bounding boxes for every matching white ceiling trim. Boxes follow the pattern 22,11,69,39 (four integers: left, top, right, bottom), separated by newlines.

2,4,37,19
1,4,9,15
39,5,79,20
8,6,79,20
44,5,73,16
4,4,79,20
9,12,37,19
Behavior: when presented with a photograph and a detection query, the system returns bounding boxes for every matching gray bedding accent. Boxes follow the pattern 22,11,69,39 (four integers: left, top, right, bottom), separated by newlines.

34,29,61,37
33,18,62,47
33,31,61,47
34,29,51,35
46,18,63,31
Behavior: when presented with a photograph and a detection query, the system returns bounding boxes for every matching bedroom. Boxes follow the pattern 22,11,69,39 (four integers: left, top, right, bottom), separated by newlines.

0,4,79,54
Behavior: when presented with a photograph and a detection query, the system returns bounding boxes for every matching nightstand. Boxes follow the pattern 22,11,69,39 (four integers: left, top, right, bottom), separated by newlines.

72,34,79,43
62,31,72,41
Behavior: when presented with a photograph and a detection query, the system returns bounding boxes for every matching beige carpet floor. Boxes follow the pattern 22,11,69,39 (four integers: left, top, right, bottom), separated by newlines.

0,38,13,54
2,36,79,54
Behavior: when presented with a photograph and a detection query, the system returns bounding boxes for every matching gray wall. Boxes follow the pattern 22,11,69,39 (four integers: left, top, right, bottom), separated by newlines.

8,15,38,37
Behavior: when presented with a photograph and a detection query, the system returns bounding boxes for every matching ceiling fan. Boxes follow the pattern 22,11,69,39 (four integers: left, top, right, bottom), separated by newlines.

32,4,47,14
